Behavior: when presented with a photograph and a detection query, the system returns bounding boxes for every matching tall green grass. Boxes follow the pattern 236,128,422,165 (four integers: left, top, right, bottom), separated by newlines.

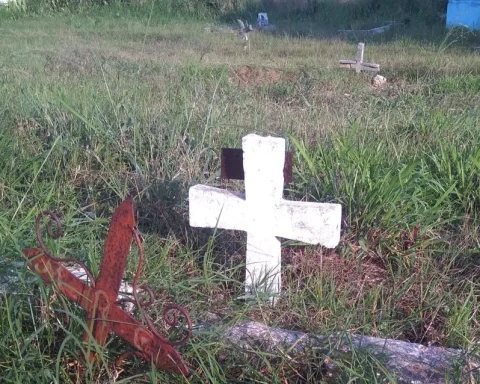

0,1,479,382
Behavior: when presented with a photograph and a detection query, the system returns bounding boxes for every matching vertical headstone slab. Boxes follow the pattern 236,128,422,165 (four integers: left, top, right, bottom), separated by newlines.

283,151,293,184
221,148,293,183
221,148,244,180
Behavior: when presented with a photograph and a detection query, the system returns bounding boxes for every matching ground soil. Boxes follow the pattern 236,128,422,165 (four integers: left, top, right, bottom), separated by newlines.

228,65,297,86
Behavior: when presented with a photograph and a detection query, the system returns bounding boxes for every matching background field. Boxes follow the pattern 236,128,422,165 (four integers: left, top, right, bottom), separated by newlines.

0,0,479,382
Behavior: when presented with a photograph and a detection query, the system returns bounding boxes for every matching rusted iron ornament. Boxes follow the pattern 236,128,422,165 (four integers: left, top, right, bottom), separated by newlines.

23,196,192,376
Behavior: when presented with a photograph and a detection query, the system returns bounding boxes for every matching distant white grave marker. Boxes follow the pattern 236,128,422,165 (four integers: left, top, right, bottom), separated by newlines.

189,134,341,302
257,13,269,27
340,42,380,73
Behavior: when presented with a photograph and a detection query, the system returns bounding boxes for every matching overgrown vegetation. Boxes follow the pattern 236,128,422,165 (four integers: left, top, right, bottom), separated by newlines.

0,0,479,382
2,0,449,24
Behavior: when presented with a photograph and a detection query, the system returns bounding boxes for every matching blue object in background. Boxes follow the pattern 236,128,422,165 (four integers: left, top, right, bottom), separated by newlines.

447,0,480,29
257,13,269,27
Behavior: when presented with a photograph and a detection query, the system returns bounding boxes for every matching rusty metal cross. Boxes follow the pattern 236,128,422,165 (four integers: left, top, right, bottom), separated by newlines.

23,196,191,376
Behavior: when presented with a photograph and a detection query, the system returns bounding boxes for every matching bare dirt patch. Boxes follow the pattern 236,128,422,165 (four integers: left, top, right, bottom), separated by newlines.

228,65,297,87
44,48,99,77
282,247,388,291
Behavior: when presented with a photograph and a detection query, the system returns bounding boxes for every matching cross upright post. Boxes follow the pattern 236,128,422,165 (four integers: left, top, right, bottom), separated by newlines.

356,42,365,67
189,134,342,303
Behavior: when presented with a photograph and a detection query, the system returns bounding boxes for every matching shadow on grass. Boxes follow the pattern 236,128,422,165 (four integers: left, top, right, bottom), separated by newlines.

134,178,247,272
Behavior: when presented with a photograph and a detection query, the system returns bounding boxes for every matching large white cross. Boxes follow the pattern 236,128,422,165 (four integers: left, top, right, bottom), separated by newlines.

189,134,341,301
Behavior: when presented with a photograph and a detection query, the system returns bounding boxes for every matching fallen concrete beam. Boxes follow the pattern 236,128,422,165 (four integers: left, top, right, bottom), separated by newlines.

205,321,479,383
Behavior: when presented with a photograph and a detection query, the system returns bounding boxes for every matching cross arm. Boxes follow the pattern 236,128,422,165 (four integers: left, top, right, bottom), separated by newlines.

360,62,380,71
339,60,380,72
108,305,189,375
339,59,358,65
274,200,341,247
24,248,92,306
189,185,246,230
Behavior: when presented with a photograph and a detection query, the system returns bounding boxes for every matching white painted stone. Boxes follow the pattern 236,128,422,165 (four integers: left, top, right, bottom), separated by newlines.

189,134,342,301
69,267,134,313
1,261,135,313
371,74,387,88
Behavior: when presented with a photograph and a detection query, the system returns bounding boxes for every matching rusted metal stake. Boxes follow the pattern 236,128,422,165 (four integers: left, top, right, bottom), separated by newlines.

23,196,192,376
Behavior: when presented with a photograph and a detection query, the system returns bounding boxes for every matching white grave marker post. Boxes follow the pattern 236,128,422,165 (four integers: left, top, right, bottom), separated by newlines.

189,134,342,302
339,42,380,73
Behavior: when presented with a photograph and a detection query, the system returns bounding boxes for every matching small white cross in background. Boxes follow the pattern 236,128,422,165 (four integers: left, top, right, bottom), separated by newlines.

189,134,342,302
340,42,380,73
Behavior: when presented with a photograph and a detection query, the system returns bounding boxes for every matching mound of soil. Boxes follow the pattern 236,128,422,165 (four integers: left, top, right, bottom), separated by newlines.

229,65,297,87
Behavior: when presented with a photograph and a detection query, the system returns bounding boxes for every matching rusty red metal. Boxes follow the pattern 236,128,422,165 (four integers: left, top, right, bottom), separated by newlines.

23,197,191,376
221,147,293,183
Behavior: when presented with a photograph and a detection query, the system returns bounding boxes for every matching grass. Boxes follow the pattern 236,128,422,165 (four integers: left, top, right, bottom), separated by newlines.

0,1,479,382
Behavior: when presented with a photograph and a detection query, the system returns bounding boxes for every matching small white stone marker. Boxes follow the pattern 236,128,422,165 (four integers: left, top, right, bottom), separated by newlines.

189,134,341,301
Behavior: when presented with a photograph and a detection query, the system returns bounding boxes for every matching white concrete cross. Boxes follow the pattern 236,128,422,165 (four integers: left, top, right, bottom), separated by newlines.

339,42,380,73
189,134,341,301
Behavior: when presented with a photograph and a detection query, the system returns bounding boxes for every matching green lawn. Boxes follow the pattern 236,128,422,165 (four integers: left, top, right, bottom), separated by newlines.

0,1,479,382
